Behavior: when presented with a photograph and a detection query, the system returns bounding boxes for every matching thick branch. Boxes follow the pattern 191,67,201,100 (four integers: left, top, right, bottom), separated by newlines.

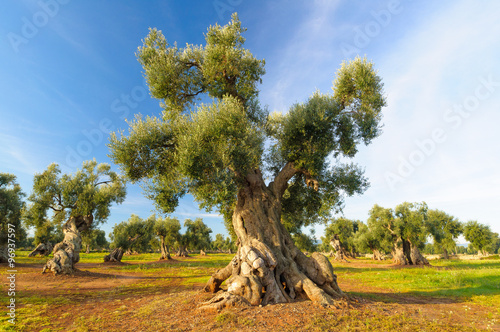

270,162,320,196
270,162,298,197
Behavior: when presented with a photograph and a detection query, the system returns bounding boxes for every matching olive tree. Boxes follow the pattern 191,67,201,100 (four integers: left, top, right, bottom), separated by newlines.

0,173,26,263
108,14,385,307
463,221,496,255
23,160,126,274
81,229,109,253
368,202,429,265
323,217,360,261
426,209,462,259
353,222,392,260
153,216,181,260
108,214,155,259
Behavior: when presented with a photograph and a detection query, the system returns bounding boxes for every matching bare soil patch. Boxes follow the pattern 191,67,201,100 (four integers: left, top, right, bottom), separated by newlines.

4,259,499,331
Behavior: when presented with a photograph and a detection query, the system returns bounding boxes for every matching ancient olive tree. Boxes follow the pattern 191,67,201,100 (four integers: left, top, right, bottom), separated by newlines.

426,209,462,259
0,173,26,263
23,161,126,274
108,214,155,261
368,202,429,265
323,217,360,261
153,216,181,260
353,222,392,260
108,14,385,307
463,221,496,256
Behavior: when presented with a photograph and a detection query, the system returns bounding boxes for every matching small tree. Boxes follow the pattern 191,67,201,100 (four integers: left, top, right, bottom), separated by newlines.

324,217,359,261
109,214,155,256
368,202,429,265
0,173,26,263
353,222,392,260
23,160,126,274
153,216,181,260
212,233,226,252
184,218,212,252
463,221,495,255
81,229,109,253
426,209,462,259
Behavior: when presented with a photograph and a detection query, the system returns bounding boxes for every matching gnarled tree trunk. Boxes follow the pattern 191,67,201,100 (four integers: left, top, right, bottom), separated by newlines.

372,249,384,261
42,215,92,275
159,236,171,260
409,242,429,265
442,248,449,260
330,235,350,262
176,245,189,257
28,242,53,257
202,170,344,310
104,248,124,262
392,238,429,266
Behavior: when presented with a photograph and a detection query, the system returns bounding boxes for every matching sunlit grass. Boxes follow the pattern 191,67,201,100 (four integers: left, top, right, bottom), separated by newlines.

332,257,500,307
6,250,500,331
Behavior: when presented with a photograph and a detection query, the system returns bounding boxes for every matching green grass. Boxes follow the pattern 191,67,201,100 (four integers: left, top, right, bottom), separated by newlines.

6,250,500,331
332,258,500,307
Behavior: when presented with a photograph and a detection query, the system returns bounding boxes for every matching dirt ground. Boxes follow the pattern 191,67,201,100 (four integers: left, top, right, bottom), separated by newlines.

4,259,500,332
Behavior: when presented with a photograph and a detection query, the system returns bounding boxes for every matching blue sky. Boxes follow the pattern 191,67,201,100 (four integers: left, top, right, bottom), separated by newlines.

1,0,499,241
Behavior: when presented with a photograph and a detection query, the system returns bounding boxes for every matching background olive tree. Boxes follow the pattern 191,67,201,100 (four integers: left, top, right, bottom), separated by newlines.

23,160,126,274
0,173,26,262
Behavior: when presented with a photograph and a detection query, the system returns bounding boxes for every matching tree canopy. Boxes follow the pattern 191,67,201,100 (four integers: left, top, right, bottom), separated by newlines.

426,209,462,258
110,214,155,253
464,220,497,255
0,173,27,261
367,202,429,265
109,13,385,233
108,13,385,308
23,160,127,231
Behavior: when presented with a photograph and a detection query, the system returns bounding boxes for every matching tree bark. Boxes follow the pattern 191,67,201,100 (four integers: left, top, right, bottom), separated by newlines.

85,244,90,254
330,235,350,262
372,249,384,261
202,169,344,310
0,245,8,263
442,248,449,260
159,236,171,260
42,215,92,275
176,245,189,257
392,242,408,265
104,248,124,262
392,238,429,266
29,242,53,257
409,242,429,265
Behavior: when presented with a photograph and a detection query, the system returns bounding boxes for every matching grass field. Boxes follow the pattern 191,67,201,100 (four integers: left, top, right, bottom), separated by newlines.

1,251,499,331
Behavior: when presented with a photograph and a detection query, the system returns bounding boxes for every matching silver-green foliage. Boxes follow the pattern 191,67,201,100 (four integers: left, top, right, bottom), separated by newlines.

23,160,126,230
109,14,385,229
0,173,26,246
